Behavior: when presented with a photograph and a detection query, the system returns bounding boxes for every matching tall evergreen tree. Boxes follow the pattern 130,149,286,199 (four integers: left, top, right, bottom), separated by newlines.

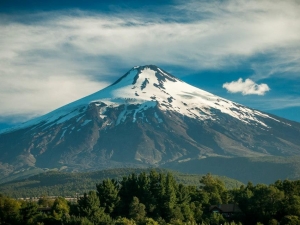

96,178,120,216
118,174,140,217
161,173,178,221
137,172,151,205
77,190,110,224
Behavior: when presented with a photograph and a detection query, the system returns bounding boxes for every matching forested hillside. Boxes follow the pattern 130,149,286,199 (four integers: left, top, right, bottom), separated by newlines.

0,168,242,198
1,171,300,225
163,156,300,184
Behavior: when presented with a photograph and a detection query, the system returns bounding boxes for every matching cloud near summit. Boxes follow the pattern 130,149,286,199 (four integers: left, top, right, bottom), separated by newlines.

223,78,270,95
0,0,299,122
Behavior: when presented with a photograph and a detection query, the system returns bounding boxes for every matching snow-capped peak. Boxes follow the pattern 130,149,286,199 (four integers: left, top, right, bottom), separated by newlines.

1,65,280,133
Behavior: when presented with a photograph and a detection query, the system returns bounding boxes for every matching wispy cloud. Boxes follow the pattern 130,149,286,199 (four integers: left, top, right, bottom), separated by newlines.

0,0,299,121
223,78,270,95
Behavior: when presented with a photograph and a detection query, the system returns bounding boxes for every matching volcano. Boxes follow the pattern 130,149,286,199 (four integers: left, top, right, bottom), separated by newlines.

1,65,300,182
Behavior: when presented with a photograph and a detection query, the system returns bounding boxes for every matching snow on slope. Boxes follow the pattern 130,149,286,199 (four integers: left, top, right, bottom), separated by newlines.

0,65,281,134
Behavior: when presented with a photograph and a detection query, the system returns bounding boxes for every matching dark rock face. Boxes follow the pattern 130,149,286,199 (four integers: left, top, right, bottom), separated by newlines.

1,101,300,176
1,65,300,182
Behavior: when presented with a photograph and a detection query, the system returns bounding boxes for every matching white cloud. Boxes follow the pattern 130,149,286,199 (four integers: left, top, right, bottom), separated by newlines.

0,73,109,117
223,78,270,95
0,0,300,121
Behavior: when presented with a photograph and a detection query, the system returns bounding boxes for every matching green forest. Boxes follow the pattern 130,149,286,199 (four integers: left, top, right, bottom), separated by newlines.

1,171,300,225
0,168,243,198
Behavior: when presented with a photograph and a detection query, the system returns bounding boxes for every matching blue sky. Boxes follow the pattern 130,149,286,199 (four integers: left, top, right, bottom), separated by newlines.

0,0,300,130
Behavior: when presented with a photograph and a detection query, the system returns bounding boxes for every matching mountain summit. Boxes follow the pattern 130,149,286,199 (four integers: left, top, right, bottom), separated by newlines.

4,65,281,131
1,65,300,182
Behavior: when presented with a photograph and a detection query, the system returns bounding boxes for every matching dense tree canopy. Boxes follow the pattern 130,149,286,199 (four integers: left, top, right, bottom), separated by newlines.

1,171,300,224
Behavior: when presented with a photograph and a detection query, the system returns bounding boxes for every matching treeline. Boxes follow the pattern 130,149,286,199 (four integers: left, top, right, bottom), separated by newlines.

1,171,300,225
0,168,242,198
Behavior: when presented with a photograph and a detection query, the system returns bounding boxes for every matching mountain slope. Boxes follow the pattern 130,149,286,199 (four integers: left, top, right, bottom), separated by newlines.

1,65,300,182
